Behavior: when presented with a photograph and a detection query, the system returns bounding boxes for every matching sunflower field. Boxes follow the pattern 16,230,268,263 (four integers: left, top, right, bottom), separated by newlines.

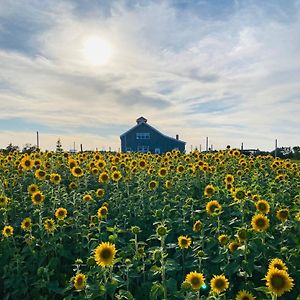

0,149,299,300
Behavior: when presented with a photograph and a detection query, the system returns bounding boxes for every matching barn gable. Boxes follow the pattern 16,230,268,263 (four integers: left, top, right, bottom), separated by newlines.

120,117,185,154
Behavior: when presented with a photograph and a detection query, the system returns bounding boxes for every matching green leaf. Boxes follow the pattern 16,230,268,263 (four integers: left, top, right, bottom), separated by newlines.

254,286,271,295
150,282,164,300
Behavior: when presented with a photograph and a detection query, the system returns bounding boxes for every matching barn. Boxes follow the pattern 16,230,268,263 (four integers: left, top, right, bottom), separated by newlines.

120,117,185,154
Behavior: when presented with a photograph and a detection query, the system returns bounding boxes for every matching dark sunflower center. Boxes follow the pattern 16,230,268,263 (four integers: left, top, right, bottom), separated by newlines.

236,191,245,199
35,194,42,201
191,277,200,285
47,222,53,228
101,249,112,259
206,188,213,194
256,218,266,227
215,279,225,289
5,228,11,233
210,205,218,212
181,239,188,245
271,274,285,288
59,211,64,216
25,222,30,227
258,203,266,210
77,277,83,285
242,296,250,300
279,211,288,218
274,264,283,270
25,160,31,166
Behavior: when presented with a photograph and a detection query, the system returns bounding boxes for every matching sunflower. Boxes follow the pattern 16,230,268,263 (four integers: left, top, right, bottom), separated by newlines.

111,170,122,182
252,194,260,202
224,174,234,184
138,159,146,169
165,180,172,189
264,268,294,297
178,235,192,249
251,214,270,232
97,206,108,219
255,200,270,214
2,225,14,237
276,208,289,222
192,220,202,233
233,188,246,201
206,200,222,215
96,159,106,169
236,290,256,300
73,273,86,290
148,180,158,190
218,234,229,246
228,241,240,253
176,165,185,174
96,188,105,198
44,218,55,233
21,217,32,231
50,173,61,184
35,169,46,180
31,191,45,205
210,275,229,294
237,228,247,242
71,166,84,177
94,242,116,267
204,184,215,197
269,258,288,271
0,196,8,206
20,156,34,170
98,172,109,183
55,207,67,220
158,167,168,177
27,183,39,194
83,194,92,202
185,271,205,290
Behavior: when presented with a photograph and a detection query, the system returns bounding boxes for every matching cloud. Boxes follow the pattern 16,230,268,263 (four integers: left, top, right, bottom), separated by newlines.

0,0,300,151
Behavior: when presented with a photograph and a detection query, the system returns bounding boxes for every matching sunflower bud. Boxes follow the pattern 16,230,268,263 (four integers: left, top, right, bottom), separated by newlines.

131,226,141,235
156,225,168,237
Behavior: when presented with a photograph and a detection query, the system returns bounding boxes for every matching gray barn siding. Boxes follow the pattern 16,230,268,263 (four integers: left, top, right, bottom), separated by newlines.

120,122,185,153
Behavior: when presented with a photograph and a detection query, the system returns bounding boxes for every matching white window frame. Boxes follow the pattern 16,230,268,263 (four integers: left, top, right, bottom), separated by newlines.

137,145,149,152
136,132,150,139
155,148,161,154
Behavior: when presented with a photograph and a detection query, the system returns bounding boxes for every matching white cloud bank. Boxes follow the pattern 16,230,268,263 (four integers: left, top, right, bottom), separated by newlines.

0,0,299,151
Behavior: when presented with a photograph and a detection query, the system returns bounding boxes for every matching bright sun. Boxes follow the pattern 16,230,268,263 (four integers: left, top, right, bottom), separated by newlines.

83,36,112,66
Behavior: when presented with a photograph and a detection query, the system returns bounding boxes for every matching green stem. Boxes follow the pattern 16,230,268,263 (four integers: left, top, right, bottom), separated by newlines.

271,293,277,300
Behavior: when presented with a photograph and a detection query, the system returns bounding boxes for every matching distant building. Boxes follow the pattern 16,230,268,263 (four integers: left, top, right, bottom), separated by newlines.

120,117,185,154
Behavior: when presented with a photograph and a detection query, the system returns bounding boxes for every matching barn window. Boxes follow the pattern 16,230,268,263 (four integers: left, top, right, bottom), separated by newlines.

137,145,149,152
136,133,150,139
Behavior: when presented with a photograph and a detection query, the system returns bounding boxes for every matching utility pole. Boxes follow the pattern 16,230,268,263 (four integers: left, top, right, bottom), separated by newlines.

199,144,201,152
36,131,39,149
241,142,244,151
206,137,209,152
80,144,83,152
275,139,278,157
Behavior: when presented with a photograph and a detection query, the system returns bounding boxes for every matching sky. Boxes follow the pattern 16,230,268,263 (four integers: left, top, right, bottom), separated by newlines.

0,0,299,152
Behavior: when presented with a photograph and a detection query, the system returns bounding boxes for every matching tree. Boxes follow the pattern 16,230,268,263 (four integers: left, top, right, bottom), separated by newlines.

56,138,63,153
22,144,37,154
5,143,19,153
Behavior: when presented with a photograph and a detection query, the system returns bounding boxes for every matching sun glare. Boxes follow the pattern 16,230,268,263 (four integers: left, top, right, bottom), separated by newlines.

83,36,112,66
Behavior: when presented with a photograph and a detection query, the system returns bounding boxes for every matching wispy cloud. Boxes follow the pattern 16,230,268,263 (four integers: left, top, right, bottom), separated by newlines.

0,0,299,151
